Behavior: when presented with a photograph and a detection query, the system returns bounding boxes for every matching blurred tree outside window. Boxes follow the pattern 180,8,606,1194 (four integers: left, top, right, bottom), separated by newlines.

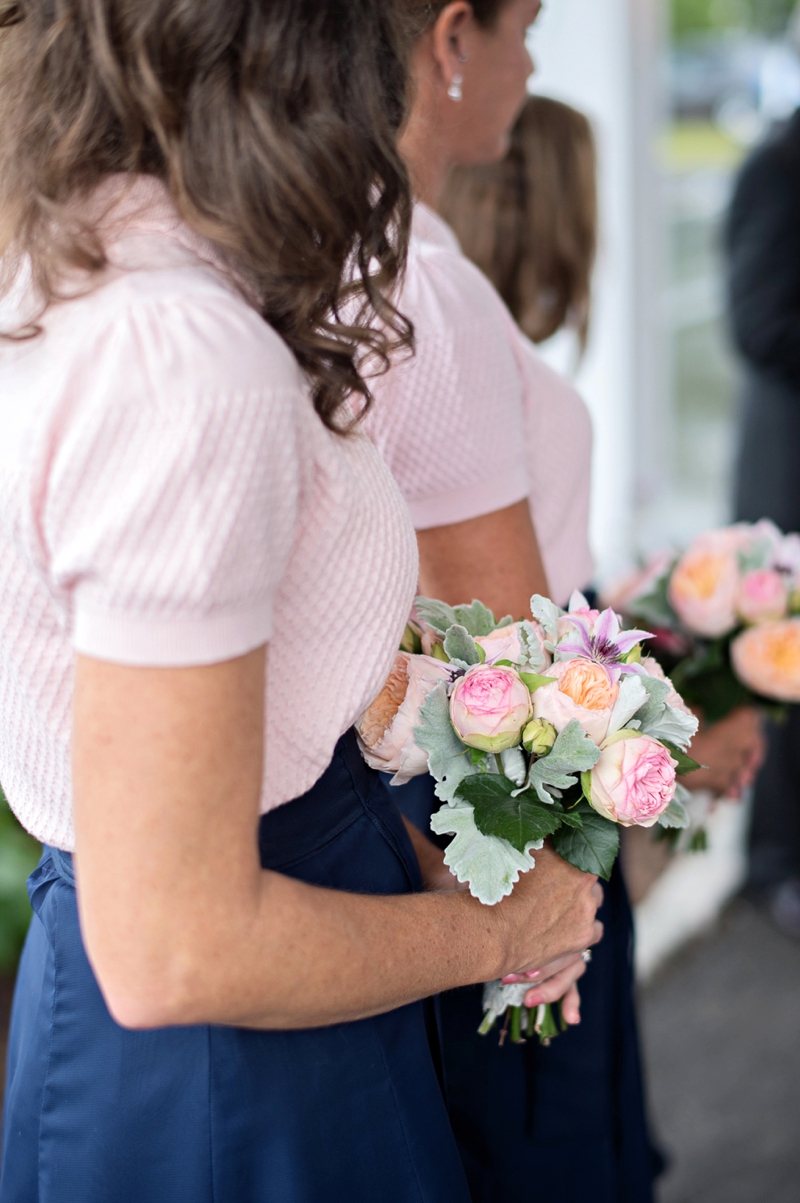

0,786,39,973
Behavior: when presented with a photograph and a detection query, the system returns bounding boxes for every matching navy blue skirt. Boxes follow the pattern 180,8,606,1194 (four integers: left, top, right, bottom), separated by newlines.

394,774,663,1203
0,732,472,1203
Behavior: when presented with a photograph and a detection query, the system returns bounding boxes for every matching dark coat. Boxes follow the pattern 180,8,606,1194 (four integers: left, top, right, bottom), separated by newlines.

727,109,800,530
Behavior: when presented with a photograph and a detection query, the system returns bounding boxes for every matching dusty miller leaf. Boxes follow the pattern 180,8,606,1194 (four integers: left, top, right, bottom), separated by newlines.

452,600,498,637
430,800,540,905
415,596,458,635
523,720,601,804
607,673,648,737
499,747,526,786
519,621,548,671
413,683,479,803
443,624,481,667
530,595,562,644
658,792,691,829
635,676,699,749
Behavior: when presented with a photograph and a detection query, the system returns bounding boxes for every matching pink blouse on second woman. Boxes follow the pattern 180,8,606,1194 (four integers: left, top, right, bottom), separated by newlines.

366,203,593,607
0,177,418,850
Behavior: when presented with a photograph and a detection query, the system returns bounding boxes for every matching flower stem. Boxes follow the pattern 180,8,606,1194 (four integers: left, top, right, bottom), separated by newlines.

509,1006,523,1043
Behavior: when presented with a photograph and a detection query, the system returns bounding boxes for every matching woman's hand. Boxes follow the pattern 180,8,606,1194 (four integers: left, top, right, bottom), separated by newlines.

501,950,588,1024
683,705,766,799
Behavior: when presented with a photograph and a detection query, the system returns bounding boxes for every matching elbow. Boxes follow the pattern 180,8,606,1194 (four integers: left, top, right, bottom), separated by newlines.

86,940,217,1031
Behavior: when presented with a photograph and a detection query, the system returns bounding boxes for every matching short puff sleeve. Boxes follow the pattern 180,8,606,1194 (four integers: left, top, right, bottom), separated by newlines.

366,240,530,529
43,285,304,666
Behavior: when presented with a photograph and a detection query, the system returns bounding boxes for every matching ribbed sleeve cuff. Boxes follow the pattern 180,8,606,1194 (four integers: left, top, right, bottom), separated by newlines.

407,465,530,531
72,603,273,667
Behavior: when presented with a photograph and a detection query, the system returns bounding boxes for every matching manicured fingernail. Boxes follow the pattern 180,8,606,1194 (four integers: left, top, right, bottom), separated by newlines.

524,970,542,980
501,975,521,985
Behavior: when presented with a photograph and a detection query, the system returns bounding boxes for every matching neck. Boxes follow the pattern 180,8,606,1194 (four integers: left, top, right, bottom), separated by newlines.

399,114,452,210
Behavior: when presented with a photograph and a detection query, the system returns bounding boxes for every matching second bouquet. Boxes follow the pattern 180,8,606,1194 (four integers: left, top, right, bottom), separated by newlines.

357,591,699,1043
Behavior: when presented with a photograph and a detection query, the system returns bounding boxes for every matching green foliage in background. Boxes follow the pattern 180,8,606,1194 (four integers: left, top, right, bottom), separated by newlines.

0,784,39,972
672,0,797,37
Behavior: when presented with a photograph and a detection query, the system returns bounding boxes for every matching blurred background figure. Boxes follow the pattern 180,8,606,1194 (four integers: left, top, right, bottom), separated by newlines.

440,94,597,374
726,43,800,938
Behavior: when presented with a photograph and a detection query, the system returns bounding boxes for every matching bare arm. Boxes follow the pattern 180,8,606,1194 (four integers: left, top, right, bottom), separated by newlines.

417,499,549,619
73,648,601,1032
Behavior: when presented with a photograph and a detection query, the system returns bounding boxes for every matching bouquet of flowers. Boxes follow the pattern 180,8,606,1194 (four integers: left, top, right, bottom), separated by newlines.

357,590,699,1044
608,521,800,723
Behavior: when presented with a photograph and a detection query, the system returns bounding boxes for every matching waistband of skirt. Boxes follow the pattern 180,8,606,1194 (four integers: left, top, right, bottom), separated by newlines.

42,729,382,885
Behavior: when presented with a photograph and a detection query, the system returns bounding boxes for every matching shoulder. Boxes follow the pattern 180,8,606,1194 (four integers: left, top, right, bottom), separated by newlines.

60,261,304,401
401,232,514,338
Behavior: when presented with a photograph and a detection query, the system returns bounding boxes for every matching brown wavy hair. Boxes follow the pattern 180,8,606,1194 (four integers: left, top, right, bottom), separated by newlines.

439,94,597,350
0,0,413,431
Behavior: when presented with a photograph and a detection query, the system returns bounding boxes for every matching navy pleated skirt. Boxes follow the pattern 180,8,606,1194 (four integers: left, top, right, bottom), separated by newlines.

394,773,664,1203
0,732,472,1203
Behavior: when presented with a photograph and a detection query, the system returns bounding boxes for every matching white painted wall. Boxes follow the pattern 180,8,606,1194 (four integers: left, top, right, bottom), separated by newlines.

528,0,666,584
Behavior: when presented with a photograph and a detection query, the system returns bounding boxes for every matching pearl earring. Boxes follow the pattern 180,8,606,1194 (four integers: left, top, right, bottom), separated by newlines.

448,74,463,102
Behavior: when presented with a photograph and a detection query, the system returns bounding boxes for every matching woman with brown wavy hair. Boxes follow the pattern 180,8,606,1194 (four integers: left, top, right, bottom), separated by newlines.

0,3,603,1200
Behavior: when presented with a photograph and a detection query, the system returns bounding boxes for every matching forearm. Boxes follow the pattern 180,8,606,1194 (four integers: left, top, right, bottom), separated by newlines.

86,861,507,1031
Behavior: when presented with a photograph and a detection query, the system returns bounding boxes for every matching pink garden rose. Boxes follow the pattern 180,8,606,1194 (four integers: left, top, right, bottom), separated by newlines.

731,619,800,703
668,531,740,637
735,569,789,625
601,550,676,615
475,623,523,665
450,665,532,752
357,652,451,782
532,658,619,746
588,731,678,828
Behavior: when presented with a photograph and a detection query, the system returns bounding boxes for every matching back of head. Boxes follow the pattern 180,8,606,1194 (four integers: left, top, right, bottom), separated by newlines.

439,93,597,349
0,0,412,430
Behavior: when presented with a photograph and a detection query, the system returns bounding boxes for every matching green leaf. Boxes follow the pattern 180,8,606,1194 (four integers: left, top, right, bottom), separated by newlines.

626,569,678,629
559,809,585,830
443,624,481,667
660,739,703,776
430,801,540,905
525,720,601,804
452,600,498,637
415,596,458,635
469,747,487,766
458,776,563,853
519,671,553,692
672,643,754,724
413,683,479,803
496,615,515,629
553,802,620,880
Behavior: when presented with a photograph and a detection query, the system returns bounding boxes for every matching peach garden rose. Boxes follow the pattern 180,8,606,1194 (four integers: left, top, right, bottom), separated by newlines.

357,652,451,781
532,657,619,746
668,532,740,638
731,619,800,703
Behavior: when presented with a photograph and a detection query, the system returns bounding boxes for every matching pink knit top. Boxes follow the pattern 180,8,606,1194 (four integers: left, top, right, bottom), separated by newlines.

0,178,418,850
366,204,593,607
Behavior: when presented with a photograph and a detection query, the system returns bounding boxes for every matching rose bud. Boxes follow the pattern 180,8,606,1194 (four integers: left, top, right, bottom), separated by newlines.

450,665,533,753
522,718,557,757
587,730,678,828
